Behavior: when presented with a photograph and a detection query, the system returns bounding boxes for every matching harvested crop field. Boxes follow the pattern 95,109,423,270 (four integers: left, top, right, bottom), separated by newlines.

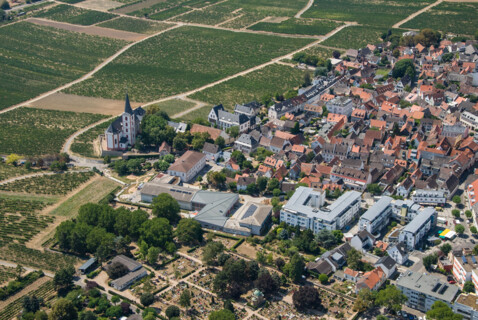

63,26,313,102
75,0,125,11
28,17,145,41
29,93,143,115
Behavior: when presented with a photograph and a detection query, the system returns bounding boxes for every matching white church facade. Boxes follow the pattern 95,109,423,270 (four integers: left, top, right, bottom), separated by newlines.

105,94,145,151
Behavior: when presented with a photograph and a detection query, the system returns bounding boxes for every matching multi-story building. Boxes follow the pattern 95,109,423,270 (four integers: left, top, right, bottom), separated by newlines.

280,187,361,232
461,110,478,131
359,196,393,235
330,166,372,191
399,207,437,250
412,189,447,206
391,199,421,224
397,271,459,312
454,294,478,320
167,151,206,182
452,248,478,289
325,96,354,117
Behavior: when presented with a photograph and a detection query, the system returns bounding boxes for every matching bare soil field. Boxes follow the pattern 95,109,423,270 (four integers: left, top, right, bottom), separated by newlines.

28,92,143,115
76,0,125,11
28,17,146,41
113,0,165,14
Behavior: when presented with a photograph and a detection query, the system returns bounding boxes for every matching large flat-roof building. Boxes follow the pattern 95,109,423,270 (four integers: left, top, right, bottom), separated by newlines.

397,271,460,312
359,196,393,235
280,187,361,232
454,294,478,320
399,207,437,250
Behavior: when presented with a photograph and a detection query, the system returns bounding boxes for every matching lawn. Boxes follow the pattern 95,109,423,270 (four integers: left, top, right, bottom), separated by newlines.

190,64,306,109
402,2,478,36
0,107,108,156
98,16,171,34
248,18,342,36
35,4,117,25
174,105,211,122
0,194,56,248
0,172,95,195
0,22,126,110
64,26,313,102
303,0,434,28
321,26,393,49
50,177,120,217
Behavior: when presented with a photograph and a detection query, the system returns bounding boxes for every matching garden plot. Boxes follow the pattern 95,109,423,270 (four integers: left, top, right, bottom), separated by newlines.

64,26,312,102
34,4,117,25
402,2,478,35
131,274,169,297
303,0,434,28
0,107,107,156
0,172,95,195
190,64,306,109
0,22,126,111
98,16,170,34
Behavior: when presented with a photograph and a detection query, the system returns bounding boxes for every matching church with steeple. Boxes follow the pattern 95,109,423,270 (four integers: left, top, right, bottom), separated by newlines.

105,94,145,151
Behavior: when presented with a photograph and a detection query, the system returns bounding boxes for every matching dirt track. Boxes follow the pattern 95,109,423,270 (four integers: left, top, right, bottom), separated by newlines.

28,17,147,41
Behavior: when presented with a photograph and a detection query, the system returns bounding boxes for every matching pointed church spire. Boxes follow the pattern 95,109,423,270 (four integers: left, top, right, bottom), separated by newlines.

124,91,133,115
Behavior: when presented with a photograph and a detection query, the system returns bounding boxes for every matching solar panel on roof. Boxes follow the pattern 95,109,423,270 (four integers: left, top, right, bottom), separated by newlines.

243,205,257,219
439,285,448,295
463,256,468,264
431,283,441,292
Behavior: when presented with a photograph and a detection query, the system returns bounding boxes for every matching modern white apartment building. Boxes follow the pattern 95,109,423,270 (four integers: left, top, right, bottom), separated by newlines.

399,207,437,250
359,196,393,235
452,248,478,290
280,187,361,232
325,96,354,117
412,189,447,206
397,271,459,312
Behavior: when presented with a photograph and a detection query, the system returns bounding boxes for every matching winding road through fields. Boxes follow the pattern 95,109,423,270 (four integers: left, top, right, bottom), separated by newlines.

295,0,314,18
392,0,443,28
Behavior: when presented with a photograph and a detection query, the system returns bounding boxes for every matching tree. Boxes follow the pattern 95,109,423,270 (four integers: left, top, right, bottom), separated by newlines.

332,50,341,59
456,224,465,235
292,286,321,311
202,241,225,265
367,183,382,195
140,292,154,307
453,196,462,205
173,136,187,151
288,253,305,282
466,210,473,218
155,160,169,172
427,300,463,320
140,218,174,250
6,153,21,166
165,305,180,319
53,266,75,291
16,264,24,280
471,226,478,234
152,193,180,224
209,309,235,320
441,243,452,255
79,311,97,320
107,262,129,280
1,0,10,9
303,71,312,87
228,126,239,138
23,295,41,314
346,248,363,271
423,253,438,271
179,289,191,309
267,178,280,192
176,219,203,245
452,209,460,219
49,298,78,320
392,59,415,79
256,176,268,193
106,306,123,319
207,171,227,188
375,285,407,313
316,229,338,249
215,136,225,149
146,246,160,265
464,281,475,293
319,274,328,284
354,288,375,312
254,271,279,295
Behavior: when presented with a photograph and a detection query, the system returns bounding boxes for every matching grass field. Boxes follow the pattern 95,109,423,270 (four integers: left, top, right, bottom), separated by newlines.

35,4,117,25
174,105,211,122
303,0,433,28
0,107,107,156
98,16,171,33
190,64,306,109
248,18,342,36
402,2,478,36
64,26,312,102
0,172,95,195
50,177,120,217
0,194,56,247
0,22,126,110
321,26,389,49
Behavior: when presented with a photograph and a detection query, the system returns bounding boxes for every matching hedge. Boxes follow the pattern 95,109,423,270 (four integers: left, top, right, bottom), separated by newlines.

232,238,245,249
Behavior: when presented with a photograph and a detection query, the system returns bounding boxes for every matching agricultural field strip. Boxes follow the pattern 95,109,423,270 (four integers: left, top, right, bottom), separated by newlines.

164,0,229,21
0,170,89,186
392,0,443,28
144,22,353,108
62,116,115,155
0,23,181,116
